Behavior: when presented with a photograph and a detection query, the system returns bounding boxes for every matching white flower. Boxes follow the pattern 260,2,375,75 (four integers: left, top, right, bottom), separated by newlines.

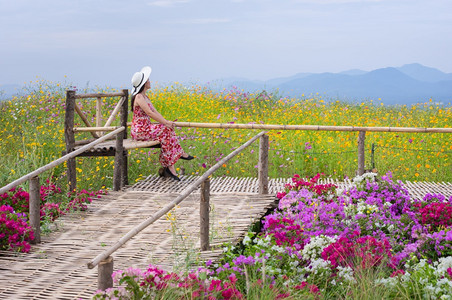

302,235,337,261
337,266,356,283
289,260,299,267
375,277,398,288
352,172,377,185
304,258,331,276
435,256,452,276
271,245,285,253
242,235,251,245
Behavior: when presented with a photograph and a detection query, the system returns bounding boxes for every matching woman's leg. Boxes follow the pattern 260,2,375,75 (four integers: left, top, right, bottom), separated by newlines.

156,125,184,172
168,165,177,176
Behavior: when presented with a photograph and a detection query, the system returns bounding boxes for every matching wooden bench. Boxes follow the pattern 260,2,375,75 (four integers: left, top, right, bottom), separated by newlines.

64,89,160,191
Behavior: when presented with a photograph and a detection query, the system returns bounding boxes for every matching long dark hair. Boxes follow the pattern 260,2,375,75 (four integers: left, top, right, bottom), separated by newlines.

130,84,145,112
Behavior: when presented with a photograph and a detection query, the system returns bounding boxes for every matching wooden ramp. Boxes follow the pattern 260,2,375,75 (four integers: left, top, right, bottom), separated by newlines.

0,176,451,299
0,176,279,300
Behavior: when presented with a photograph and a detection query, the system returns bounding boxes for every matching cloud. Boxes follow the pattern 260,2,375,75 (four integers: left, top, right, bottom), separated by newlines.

147,0,190,7
163,18,232,25
293,0,383,3
4,29,138,51
189,18,231,24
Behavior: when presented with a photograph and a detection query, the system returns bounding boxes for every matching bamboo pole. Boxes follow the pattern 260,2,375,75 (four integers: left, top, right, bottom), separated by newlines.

0,127,125,194
75,92,126,99
87,131,266,269
172,122,452,133
104,96,125,128
357,131,366,175
200,178,210,251
96,97,102,136
74,103,99,138
113,127,124,191
258,134,269,194
29,176,41,244
98,256,114,291
120,90,129,186
74,126,119,132
65,90,77,191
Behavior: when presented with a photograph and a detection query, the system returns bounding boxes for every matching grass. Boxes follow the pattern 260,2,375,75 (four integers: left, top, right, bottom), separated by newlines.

0,80,450,192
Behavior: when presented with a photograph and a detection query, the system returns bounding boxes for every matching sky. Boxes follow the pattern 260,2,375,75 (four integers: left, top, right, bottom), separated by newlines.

1,0,452,89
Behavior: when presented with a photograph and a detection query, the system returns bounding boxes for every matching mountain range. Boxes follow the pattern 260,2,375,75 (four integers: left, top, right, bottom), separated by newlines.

210,63,452,105
2,63,452,105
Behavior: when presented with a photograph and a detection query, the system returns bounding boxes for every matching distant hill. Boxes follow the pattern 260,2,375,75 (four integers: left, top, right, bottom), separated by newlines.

211,63,452,105
0,84,22,101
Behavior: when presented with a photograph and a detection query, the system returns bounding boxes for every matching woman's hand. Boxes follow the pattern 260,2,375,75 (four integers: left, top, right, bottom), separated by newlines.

164,120,175,130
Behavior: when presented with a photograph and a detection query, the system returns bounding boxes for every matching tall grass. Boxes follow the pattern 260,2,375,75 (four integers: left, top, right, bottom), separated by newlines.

0,80,450,191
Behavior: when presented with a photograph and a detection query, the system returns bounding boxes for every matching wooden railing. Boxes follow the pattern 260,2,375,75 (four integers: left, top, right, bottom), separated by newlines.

171,121,452,176
0,127,126,244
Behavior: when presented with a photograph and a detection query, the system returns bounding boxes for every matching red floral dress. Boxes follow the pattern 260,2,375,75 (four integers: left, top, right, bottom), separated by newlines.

131,103,183,167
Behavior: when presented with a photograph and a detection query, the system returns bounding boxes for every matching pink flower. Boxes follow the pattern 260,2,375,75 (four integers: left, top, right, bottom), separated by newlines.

390,269,405,277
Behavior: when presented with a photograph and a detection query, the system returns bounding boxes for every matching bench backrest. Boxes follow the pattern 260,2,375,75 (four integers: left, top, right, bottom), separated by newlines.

65,89,129,145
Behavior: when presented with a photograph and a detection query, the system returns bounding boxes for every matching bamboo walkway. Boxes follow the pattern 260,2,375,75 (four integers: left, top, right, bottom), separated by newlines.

0,176,451,299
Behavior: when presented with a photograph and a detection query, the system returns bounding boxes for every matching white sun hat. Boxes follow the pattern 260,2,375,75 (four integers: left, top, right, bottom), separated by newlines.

131,66,152,96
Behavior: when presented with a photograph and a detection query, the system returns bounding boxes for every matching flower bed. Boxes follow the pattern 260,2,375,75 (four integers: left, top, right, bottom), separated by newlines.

95,173,452,299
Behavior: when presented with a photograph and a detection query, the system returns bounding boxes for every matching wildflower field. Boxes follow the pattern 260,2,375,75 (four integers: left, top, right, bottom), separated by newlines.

0,80,450,192
95,173,452,299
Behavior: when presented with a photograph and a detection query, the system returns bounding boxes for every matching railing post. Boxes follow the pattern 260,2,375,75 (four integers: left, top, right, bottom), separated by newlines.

357,131,366,175
200,178,210,251
371,143,376,170
98,256,114,291
258,134,269,194
121,89,129,186
65,90,77,192
29,176,41,244
96,97,102,137
113,127,124,191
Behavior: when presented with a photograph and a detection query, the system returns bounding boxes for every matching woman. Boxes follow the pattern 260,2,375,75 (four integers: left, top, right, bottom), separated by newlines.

130,66,194,181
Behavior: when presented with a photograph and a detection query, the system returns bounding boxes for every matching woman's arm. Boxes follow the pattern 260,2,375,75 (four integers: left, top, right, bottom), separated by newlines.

135,95,174,129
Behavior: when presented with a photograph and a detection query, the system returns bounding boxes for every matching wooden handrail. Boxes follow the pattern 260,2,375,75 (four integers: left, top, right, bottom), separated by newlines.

171,122,452,133
87,130,267,269
74,92,126,99
73,126,119,132
0,127,125,194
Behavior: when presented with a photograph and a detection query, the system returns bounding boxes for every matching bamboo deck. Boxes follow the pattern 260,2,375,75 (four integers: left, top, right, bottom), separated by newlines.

0,176,451,299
